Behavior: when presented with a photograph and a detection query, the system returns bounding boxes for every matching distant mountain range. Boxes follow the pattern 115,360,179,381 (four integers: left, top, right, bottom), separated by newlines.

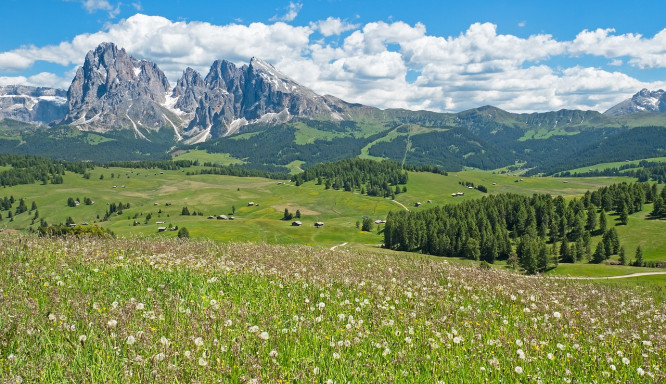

0,42,665,173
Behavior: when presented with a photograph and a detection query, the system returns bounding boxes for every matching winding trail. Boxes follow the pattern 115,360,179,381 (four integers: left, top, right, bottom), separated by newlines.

555,272,666,280
330,242,348,251
392,200,410,211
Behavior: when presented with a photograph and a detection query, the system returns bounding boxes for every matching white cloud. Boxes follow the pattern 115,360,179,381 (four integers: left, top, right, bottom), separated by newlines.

0,72,71,88
518,21,526,27
570,28,666,69
2,14,666,113
270,2,302,22
311,17,359,37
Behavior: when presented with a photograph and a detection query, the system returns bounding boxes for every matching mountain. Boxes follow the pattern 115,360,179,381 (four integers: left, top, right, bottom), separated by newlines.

62,42,175,140
60,42,354,143
0,85,67,123
179,57,354,143
605,89,666,116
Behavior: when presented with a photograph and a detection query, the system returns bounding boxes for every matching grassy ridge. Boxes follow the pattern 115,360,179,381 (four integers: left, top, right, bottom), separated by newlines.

0,234,663,382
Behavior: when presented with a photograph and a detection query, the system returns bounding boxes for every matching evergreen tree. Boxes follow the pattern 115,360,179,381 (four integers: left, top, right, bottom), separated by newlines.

31,201,37,211
560,238,573,263
619,246,627,265
592,241,606,264
619,202,629,225
517,236,538,274
599,210,607,233
537,241,549,272
586,205,597,232
295,210,301,219
463,238,481,261
361,217,374,232
181,207,190,216
634,246,644,267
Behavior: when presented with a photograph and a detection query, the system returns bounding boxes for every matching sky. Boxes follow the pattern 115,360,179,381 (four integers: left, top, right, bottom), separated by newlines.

1,0,666,113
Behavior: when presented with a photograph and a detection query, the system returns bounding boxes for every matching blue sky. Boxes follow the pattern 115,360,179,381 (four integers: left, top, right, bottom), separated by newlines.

1,0,666,112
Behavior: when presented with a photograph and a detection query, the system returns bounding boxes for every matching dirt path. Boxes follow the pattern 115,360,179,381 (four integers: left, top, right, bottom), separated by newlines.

392,200,410,211
330,242,348,251
555,272,666,280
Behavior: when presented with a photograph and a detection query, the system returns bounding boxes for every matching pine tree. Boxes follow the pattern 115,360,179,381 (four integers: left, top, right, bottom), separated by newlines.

295,210,301,219
634,246,644,267
518,236,538,274
592,241,606,264
619,246,627,265
181,207,190,216
599,210,607,233
586,205,597,232
537,241,549,272
619,202,629,225
560,238,573,263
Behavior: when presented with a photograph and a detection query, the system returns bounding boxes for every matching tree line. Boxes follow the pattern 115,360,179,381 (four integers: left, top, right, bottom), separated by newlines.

384,182,657,273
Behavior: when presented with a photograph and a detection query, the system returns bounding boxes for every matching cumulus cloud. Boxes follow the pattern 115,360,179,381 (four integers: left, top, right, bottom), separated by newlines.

311,17,359,37
270,1,302,22
570,28,666,69
2,14,666,113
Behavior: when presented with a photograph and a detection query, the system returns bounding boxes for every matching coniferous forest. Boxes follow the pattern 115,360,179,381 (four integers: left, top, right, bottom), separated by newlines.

384,182,658,273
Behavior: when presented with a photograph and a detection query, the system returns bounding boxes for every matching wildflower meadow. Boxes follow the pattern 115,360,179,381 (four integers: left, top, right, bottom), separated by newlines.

0,234,664,382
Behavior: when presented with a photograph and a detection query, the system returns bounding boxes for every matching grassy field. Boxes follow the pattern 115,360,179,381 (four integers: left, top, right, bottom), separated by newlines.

1,234,663,382
2,164,665,278
171,149,245,166
562,157,666,174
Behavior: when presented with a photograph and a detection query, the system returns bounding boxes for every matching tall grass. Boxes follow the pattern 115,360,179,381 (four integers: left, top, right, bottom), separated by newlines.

0,234,663,382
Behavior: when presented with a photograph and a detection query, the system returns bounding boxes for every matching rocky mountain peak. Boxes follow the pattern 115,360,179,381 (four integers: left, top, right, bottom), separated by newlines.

63,42,172,135
605,88,666,116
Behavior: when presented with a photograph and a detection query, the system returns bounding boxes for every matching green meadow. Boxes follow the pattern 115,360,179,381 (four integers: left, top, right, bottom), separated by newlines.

1,164,665,278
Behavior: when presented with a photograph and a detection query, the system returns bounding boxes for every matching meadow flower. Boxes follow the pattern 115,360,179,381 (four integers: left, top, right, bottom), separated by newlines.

637,367,645,376
198,357,207,366
7,354,17,363
453,336,462,344
553,311,561,319
194,337,204,347
313,367,320,375
517,349,525,359
79,335,87,343
48,313,56,322
160,336,170,346
126,335,136,345
107,319,118,328
610,364,616,371
318,302,325,310
224,319,233,327
269,350,278,358
248,325,259,333
622,357,630,365
135,303,145,310
514,366,523,374
184,351,192,359
547,353,554,360
258,332,269,340
333,352,340,359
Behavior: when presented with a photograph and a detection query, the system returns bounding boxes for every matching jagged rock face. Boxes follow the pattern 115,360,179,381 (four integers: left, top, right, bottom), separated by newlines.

605,89,666,116
172,67,206,113
55,42,354,142
184,57,345,141
0,85,67,123
63,42,172,133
